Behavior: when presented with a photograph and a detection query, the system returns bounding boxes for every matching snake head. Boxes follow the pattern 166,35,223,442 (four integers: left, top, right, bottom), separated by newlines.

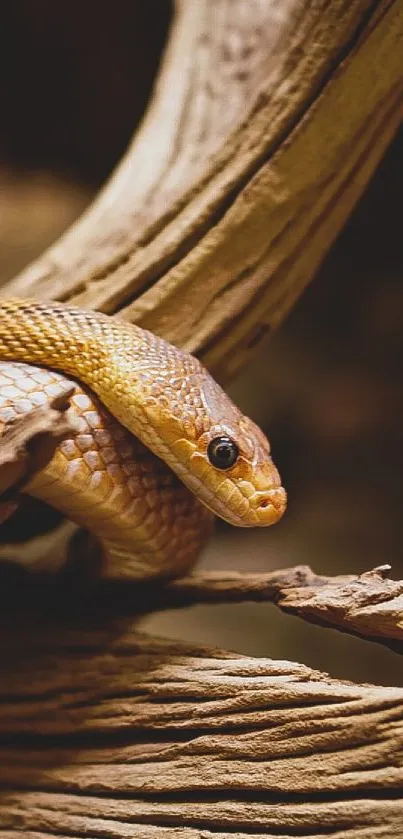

141,362,287,528
186,413,287,527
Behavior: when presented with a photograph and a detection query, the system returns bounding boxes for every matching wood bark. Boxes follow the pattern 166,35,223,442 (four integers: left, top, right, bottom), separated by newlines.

1,1,403,837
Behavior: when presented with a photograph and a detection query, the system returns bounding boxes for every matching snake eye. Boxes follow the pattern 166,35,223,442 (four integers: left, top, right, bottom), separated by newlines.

207,436,239,470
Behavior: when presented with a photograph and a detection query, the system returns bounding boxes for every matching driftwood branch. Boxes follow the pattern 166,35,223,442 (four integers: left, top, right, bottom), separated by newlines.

137,565,403,651
6,0,403,381
1,563,400,652
0,625,402,837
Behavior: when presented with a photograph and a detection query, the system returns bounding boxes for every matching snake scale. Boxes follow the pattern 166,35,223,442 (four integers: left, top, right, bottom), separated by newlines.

0,298,286,578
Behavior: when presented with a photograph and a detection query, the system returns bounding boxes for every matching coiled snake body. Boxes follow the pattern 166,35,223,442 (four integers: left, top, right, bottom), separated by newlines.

0,299,286,578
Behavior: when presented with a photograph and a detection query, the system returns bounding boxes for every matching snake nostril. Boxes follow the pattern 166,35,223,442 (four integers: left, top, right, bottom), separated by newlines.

258,489,286,513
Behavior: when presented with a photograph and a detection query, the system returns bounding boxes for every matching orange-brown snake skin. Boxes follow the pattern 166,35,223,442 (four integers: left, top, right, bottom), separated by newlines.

0,299,287,579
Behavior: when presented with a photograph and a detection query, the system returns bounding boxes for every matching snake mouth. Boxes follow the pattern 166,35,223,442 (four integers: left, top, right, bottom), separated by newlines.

253,486,287,524
199,484,287,528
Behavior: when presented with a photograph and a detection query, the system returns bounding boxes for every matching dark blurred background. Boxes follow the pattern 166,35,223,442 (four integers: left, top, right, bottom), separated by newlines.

0,1,402,685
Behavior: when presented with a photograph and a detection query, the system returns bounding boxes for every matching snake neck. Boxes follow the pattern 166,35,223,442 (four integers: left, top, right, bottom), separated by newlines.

0,298,180,443
0,359,212,580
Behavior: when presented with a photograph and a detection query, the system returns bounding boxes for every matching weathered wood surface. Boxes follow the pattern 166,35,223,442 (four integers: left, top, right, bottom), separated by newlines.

6,0,403,381
0,625,402,838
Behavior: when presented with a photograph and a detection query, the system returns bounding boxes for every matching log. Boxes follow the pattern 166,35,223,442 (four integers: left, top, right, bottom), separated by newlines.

0,623,402,838
0,562,402,836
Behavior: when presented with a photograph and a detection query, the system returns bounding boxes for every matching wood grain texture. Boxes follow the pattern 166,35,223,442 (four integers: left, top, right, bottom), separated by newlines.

0,626,402,837
6,0,403,382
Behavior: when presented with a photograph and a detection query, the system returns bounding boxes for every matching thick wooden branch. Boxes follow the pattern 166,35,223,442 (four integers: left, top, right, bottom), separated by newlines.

0,626,402,837
6,0,403,381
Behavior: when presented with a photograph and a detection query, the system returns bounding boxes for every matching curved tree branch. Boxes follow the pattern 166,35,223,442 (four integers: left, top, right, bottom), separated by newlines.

6,0,403,381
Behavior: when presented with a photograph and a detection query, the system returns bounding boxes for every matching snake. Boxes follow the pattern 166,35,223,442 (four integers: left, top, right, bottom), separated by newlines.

0,298,287,579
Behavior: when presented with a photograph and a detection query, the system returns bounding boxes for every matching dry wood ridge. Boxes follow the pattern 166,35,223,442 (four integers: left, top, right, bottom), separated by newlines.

0,562,402,837
6,0,403,381
0,626,402,838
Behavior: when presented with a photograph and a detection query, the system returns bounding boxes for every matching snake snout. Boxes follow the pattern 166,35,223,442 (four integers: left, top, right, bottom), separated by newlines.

254,486,287,524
